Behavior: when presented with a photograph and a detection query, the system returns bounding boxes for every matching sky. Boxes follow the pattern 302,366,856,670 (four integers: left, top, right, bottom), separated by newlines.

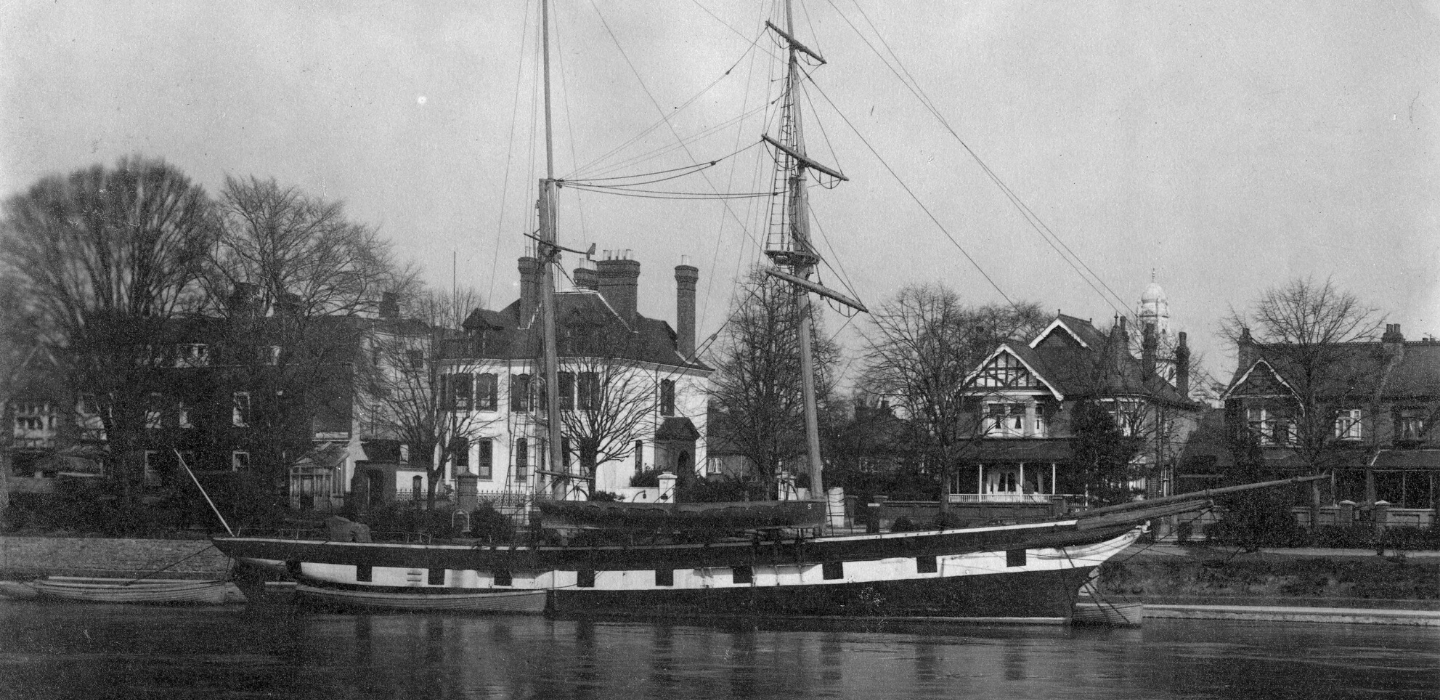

3,0,1437,391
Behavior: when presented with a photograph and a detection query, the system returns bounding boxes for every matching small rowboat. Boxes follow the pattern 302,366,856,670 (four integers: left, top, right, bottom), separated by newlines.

25,577,235,605
294,583,547,613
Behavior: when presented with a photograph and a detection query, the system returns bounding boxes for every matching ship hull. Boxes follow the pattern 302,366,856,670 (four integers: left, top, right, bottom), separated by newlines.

214,521,1141,621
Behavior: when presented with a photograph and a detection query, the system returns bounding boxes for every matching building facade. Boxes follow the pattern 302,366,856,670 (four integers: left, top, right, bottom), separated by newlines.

955,313,1201,509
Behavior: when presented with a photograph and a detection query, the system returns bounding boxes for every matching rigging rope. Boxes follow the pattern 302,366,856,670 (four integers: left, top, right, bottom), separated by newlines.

833,0,1135,320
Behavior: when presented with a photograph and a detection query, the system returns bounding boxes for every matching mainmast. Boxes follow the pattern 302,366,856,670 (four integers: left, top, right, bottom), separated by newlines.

537,0,565,497
763,0,863,507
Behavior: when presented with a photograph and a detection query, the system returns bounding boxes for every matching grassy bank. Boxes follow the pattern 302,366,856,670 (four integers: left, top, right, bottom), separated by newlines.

1098,549,1440,605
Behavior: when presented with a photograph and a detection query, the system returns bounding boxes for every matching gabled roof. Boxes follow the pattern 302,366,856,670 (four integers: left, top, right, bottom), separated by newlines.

656,416,700,442
1220,359,1295,400
967,343,1066,400
1030,314,1105,350
967,313,1194,408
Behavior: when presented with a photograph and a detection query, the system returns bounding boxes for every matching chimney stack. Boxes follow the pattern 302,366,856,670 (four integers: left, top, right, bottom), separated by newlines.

517,256,540,327
1176,331,1191,399
1237,327,1257,371
1110,316,1130,364
675,257,699,359
573,266,598,291
229,282,258,317
1382,323,1405,362
597,252,641,326
378,292,399,319
1141,322,1158,378
276,292,302,316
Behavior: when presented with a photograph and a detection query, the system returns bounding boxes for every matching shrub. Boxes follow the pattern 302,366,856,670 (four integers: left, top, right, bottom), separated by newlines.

890,516,916,532
678,475,765,503
470,503,515,541
630,467,666,488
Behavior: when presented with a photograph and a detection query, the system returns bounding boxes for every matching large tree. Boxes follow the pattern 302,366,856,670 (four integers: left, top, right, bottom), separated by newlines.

860,284,1046,512
361,287,492,510
206,176,416,504
0,157,219,513
708,268,841,499
1221,277,1385,510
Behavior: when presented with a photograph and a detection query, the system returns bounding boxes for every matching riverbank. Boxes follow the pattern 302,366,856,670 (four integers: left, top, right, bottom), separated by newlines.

0,535,231,580
1094,542,1440,624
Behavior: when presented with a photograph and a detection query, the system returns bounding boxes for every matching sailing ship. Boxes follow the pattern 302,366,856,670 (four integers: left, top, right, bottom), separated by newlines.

213,1,1316,621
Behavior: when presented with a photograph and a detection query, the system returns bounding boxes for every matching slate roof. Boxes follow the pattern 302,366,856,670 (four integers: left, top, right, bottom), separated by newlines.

1224,338,1440,402
986,314,1192,407
453,289,709,371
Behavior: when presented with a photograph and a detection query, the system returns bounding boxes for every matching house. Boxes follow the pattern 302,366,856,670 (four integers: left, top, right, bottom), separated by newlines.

2,289,378,516
435,252,711,503
1218,323,1440,529
954,313,1202,510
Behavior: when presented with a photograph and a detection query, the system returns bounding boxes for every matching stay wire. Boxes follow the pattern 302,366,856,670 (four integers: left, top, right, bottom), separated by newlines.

839,0,1133,319
586,0,768,254
491,0,537,304
803,75,1017,308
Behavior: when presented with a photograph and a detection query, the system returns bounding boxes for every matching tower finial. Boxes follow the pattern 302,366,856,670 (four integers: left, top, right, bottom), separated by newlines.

1150,267,1155,283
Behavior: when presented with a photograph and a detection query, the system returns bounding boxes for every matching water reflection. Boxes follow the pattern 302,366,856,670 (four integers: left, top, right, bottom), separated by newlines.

0,602,1436,699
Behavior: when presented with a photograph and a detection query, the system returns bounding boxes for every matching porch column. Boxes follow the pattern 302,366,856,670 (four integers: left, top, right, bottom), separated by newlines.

977,463,984,498
1018,462,1025,496
1051,463,1057,495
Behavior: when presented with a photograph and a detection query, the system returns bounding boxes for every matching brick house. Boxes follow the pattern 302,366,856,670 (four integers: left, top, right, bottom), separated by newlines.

1218,323,1439,528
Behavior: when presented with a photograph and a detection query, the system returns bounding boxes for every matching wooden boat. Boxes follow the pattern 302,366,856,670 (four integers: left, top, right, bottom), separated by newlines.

294,583,546,613
24,576,235,605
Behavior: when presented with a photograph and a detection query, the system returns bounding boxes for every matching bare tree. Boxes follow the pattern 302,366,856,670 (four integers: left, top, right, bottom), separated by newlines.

543,313,665,499
207,176,417,503
861,284,1046,513
708,268,841,499
0,157,218,512
359,287,493,510
1221,276,1386,513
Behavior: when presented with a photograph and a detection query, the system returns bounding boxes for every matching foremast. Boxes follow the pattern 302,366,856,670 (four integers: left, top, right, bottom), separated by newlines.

536,0,566,498
763,1,863,510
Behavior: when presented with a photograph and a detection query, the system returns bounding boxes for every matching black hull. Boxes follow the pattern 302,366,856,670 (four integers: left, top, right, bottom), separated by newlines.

548,565,1093,620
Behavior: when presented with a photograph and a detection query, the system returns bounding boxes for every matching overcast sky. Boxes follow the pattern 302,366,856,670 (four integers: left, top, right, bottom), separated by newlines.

3,1,1437,388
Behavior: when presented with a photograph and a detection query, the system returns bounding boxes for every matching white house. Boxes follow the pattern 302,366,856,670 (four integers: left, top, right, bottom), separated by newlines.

437,253,712,503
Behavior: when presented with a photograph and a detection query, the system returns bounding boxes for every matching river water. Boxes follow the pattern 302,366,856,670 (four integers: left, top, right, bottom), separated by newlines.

1,602,1436,699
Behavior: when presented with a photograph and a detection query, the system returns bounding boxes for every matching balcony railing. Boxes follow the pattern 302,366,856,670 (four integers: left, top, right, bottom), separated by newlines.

947,492,1069,504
